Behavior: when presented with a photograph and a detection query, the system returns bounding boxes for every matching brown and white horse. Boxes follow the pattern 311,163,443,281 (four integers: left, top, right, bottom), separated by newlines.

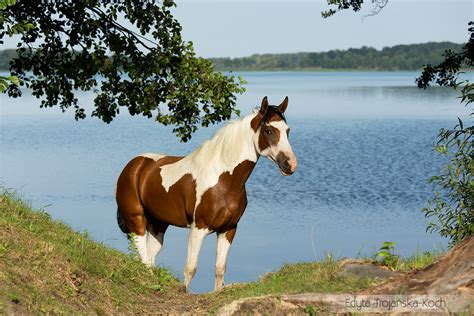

115,96,297,291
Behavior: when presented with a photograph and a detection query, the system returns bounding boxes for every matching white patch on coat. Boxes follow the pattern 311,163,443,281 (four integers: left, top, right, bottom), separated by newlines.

141,152,165,161
159,111,260,216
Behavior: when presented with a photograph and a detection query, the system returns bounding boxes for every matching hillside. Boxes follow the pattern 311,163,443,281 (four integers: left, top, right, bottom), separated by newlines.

210,42,466,71
0,190,200,314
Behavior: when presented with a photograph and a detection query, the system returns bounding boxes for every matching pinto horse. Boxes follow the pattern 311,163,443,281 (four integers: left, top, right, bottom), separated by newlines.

115,96,297,291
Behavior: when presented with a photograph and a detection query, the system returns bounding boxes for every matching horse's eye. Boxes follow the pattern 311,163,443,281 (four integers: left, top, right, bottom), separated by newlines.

264,128,272,135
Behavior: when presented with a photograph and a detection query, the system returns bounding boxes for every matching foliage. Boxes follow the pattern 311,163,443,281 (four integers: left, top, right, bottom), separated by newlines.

0,0,26,92
209,42,466,71
321,0,364,18
0,0,245,142
127,232,139,260
375,241,399,270
417,22,474,246
321,0,388,19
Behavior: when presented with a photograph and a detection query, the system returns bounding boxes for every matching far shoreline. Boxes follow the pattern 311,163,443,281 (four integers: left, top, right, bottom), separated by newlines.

2,68,472,73
217,68,474,73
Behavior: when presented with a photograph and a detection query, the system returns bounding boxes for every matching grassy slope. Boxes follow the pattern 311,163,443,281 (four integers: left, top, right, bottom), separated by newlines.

0,190,181,314
0,190,438,313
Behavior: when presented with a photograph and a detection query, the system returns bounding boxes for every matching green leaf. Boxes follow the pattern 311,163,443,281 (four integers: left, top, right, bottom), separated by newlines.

8,75,19,86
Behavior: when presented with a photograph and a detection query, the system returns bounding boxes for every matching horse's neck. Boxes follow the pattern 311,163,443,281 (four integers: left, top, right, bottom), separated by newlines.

189,115,258,170
186,114,260,191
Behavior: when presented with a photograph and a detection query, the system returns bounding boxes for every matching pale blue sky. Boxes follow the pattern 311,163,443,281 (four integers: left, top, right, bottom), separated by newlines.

1,0,472,58
173,0,473,57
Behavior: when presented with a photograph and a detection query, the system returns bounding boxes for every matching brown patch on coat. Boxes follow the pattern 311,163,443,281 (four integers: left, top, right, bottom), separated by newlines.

194,160,256,233
116,155,199,236
258,124,281,152
250,112,262,132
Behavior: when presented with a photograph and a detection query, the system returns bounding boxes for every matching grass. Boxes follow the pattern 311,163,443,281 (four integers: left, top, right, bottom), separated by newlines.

370,241,443,272
396,248,442,271
0,188,443,313
0,189,180,314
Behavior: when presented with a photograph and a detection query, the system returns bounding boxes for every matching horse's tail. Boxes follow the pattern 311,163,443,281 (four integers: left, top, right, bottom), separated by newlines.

116,208,130,234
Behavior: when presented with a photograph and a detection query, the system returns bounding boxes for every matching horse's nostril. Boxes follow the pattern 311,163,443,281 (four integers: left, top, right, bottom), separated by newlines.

284,160,290,169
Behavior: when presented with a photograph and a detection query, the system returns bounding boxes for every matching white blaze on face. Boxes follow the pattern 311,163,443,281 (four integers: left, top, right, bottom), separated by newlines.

270,120,294,159
259,120,297,174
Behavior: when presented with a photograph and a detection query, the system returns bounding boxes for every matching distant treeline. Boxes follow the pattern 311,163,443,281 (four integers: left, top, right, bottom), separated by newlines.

210,42,466,71
0,42,467,72
0,49,17,70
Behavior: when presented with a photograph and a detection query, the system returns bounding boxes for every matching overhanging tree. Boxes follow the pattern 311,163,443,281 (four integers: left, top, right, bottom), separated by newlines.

0,0,245,141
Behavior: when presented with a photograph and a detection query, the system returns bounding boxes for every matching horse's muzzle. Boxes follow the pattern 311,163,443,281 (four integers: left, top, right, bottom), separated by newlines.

277,154,297,176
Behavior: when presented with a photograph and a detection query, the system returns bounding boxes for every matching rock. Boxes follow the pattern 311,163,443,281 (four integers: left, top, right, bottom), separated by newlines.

218,295,301,315
339,261,399,279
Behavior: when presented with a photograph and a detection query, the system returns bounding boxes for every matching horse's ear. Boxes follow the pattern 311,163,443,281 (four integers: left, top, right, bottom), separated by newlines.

259,96,269,116
278,96,288,113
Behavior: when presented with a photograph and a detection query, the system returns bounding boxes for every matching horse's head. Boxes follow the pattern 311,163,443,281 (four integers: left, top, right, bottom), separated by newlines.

251,96,297,176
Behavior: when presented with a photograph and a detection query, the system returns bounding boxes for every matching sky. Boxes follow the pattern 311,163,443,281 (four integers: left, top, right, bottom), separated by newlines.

171,0,473,58
1,0,472,58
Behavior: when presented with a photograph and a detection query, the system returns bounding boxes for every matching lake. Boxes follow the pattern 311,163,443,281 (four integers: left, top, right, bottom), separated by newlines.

1,71,472,293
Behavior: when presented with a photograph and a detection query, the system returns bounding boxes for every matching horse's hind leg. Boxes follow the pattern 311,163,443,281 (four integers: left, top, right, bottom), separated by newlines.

147,221,169,266
116,157,151,266
118,207,150,266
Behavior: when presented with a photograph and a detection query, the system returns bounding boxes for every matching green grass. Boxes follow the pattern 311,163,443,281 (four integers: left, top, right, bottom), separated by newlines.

396,247,443,271
369,241,443,272
0,189,180,314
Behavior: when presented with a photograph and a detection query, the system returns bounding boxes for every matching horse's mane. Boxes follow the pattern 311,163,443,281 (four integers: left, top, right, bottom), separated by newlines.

187,110,259,171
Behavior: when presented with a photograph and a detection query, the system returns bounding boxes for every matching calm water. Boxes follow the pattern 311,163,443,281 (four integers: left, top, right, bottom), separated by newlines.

1,72,472,292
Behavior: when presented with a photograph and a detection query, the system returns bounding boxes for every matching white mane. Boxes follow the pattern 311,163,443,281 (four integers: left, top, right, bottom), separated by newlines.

187,110,259,174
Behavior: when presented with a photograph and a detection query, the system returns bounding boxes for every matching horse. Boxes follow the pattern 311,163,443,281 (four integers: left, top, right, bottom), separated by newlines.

115,96,297,291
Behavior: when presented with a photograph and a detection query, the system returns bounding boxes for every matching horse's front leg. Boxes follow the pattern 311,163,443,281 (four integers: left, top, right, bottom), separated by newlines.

184,224,209,291
215,226,237,291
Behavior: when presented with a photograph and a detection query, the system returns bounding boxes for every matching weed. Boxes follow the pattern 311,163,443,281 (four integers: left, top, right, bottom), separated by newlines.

10,293,19,304
375,241,399,270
